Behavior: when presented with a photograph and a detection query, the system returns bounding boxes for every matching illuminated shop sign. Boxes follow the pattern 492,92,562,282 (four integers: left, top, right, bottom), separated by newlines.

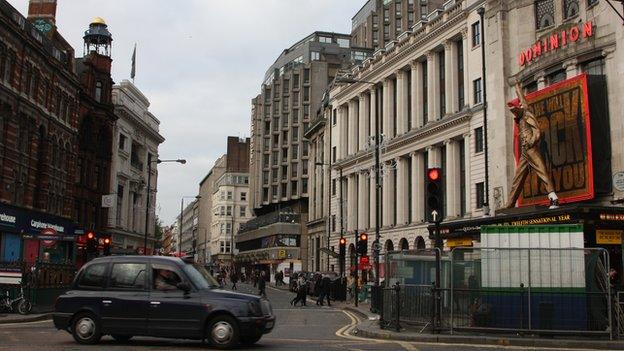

519,21,594,66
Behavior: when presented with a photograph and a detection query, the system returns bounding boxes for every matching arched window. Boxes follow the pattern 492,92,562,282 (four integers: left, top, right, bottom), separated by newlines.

415,236,426,250
95,81,102,102
564,0,579,19
535,0,555,29
384,239,394,252
399,238,409,251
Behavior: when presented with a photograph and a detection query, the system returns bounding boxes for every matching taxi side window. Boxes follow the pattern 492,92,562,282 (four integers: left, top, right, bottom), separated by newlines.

77,263,108,288
110,263,146,290
152,264,182,291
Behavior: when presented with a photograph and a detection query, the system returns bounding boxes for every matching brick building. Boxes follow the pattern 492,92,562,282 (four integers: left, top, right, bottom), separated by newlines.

0,0,115,265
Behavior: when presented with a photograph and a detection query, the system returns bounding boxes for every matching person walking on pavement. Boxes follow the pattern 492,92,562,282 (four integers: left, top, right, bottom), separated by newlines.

258,271,267,297
231,272,238,290
291,276,308,306
317,275,332,306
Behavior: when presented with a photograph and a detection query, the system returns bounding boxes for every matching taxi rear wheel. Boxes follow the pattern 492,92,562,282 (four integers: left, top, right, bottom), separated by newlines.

206,315,239,349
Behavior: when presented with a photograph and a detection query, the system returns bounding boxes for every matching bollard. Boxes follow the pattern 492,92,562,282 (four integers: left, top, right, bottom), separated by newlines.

394,281,401,332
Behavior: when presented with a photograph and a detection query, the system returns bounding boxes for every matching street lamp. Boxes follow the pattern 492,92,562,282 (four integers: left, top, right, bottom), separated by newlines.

314,162,342,274
144,158,186,255
334,76,382,287
180,195,201,255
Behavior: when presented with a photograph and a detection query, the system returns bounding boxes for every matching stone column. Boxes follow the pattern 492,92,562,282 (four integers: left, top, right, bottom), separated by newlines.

445,139,461,219
386,162,396,226
369,88,377,148
396,156,408,225
396,70,408,135
563,59,578,78
309,141,316,220
427,145,441,168
369,170,377,229
386,77,395,139
411,151,424,223
411,61,423,129
461,29,470,110
536,71,546,90
463,133,472,216
348,100,358,156
427,52,439,122
359,93,368,151
382,79,389,137
358,172,368,230
339,105,348,159
445,40,458,115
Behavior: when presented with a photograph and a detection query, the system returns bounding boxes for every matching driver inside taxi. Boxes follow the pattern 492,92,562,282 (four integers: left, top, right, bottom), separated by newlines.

153,269,181,291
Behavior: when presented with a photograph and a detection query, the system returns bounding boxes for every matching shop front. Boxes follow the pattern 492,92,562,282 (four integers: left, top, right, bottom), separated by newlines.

0,203,77,266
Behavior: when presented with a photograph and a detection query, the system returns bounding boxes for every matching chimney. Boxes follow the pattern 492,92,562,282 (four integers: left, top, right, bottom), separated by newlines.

28,0,57,25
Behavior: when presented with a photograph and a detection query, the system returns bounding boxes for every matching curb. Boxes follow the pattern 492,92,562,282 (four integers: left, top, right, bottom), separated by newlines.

0,313,52,325
354,326,624,350
343,306,370,320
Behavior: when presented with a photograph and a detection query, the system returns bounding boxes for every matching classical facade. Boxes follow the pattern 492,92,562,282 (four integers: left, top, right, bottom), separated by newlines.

351,0,446,50
319,0,488,272
106,80,164,254
244,31,370,275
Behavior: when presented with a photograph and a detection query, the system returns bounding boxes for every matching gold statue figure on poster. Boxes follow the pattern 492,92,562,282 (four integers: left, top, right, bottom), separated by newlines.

505,83,559,209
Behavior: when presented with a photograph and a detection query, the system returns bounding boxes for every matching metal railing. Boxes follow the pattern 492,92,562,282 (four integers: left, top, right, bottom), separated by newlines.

375,247,613,338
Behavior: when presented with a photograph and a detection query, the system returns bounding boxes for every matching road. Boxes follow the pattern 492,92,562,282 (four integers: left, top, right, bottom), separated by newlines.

0,283,604,350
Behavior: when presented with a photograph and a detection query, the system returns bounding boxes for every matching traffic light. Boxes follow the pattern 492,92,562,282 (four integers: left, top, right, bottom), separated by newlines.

103,237,111,256
426,168,443,223
85,231,97,254
339,237,346,258
357,232,368,256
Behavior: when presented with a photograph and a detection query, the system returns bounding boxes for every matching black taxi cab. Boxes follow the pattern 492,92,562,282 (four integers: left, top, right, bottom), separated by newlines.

53,256,274,349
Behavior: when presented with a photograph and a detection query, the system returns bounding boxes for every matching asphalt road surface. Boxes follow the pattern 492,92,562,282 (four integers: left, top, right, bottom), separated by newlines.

0,283,606,350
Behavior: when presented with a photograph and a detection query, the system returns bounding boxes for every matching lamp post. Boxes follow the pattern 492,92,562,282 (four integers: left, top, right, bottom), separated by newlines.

334,76,382,286
315,162,341,273
144,158,186,255
179,195,201,255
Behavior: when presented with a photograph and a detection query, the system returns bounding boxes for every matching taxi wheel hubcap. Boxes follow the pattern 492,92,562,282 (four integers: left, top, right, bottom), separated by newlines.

76,317,95,339
212,321,233,344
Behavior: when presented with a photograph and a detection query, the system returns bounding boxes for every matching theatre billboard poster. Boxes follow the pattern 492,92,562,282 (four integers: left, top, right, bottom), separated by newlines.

514,73,594,207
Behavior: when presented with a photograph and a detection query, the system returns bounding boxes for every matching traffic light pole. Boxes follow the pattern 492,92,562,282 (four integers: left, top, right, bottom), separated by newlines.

374,85,381,287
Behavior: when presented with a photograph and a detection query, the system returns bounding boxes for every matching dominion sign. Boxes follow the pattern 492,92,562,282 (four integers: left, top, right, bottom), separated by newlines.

514,74,594,206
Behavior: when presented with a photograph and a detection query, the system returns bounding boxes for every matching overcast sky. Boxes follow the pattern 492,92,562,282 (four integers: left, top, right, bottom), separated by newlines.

9,0,363,225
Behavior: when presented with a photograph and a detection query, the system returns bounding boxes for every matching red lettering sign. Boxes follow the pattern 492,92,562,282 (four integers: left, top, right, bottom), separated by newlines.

519,21,593,66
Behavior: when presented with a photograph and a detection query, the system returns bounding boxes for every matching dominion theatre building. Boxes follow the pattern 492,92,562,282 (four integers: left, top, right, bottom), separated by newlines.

433,1,624,276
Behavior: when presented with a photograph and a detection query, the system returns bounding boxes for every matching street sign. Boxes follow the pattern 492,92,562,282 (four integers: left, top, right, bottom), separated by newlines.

278,249,286,259
40,228,58,248
320,247,339,258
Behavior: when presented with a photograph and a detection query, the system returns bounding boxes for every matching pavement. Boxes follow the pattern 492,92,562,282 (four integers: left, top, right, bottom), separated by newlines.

0,312,51,325
0,282,622,350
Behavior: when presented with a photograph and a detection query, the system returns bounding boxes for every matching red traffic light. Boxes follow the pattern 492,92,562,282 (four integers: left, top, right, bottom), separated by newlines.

86,231,95,240
339,237,347,245
103,238,111,245
360,233,368,241
427,168,441,181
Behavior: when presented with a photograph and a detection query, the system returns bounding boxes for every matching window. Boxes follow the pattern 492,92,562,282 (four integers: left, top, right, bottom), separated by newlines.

152,265,182,291
78,263,107,288
420,4,428,18
332,146,337,162
291,181,298,194
95,81,102,102
337,38,350,48
311,51,320,61
331,215,336,232
319,36,332,43
240,192,247,201
332,179,336,196
226,206,232,216
476,182,485,209
422,60,428,124
303,69,310,84
564,0,579,19
473,78,483,104
471,21,481,47
227,191,233,200
474,127,484,153
535,0,555,29
587,0,598,6
396,2,401,15
240,206,246,217
546,69,566,85
439,51,445,116
110,263,146,290
302,178,308,193
118,134,126,150
226,222,232,234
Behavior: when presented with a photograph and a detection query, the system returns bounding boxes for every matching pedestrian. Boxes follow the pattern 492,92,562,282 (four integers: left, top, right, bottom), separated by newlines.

231,272,238,290
258,271,267,297
319,275,332,306
291,278,308,306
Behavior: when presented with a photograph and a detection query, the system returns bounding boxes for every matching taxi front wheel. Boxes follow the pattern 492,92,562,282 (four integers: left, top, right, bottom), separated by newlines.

206,315,239,349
